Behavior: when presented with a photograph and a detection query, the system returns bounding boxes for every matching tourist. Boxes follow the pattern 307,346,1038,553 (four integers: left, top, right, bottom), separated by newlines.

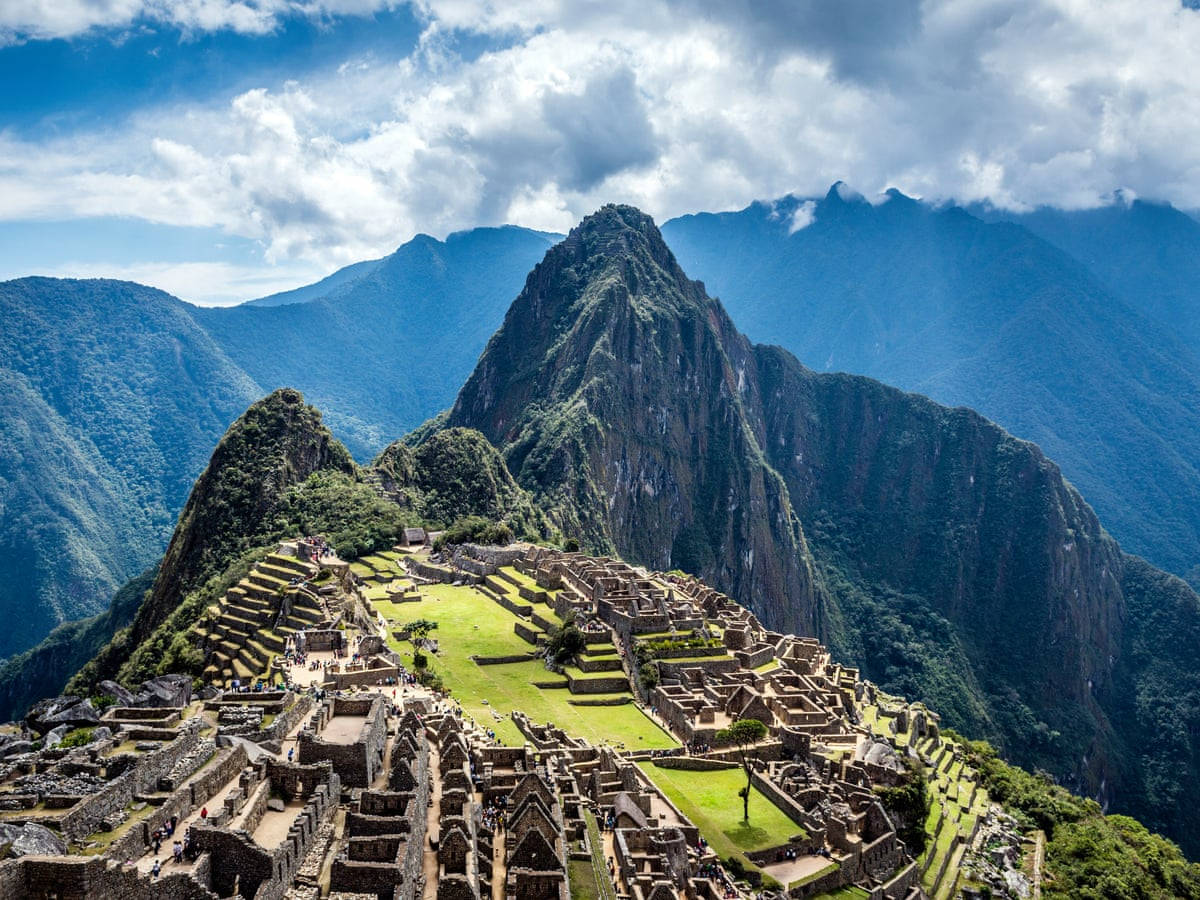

200,807,207,820
152,859,160,879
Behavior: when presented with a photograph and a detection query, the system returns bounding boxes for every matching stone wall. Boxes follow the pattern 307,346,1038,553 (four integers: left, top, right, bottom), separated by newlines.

108,744,250,861
259,694,315,748
331,666,402,689
192,762,339,900
565,674,629,694
298,697,387,788
0,855,219,900
60,727,202,841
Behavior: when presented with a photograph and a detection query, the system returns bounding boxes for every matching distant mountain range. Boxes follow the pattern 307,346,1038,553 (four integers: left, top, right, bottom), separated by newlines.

2,187,1199,668
663,187,1200,583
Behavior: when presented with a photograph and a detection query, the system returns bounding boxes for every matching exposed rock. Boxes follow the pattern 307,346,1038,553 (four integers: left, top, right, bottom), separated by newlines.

0,822,68,857
97,680,136,707
267,797,286,812
133,674,192,708
43,724,69,748
860,740,902,772
26,696,99,735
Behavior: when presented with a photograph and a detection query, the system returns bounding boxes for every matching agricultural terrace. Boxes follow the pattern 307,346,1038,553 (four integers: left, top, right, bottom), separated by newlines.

372,575,676,750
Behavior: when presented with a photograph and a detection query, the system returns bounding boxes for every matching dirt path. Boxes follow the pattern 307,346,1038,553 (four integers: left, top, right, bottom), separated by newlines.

422,744,442,900
252,800,305,848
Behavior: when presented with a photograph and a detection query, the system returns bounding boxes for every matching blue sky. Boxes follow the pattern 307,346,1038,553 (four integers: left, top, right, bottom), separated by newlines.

3,0,1200,305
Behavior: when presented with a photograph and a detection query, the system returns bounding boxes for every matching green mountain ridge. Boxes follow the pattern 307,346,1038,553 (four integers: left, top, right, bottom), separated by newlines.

662,189,1200,583
0,277,262,658
436,204,1200,854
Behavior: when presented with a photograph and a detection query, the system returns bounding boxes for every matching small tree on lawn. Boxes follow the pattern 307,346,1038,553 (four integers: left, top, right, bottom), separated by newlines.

716,717,769,822
406,619,438,670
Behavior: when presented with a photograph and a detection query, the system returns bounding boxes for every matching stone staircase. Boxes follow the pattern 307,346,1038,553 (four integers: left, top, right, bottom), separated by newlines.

194,549,327,686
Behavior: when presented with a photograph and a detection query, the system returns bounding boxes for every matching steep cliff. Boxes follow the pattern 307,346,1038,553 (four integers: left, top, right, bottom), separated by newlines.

444,205,822,635
438,204,1200,854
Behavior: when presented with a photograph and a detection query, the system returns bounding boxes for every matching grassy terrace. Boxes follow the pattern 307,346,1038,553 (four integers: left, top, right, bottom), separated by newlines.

637,763,805,866
375,584,675,749
497,565,553,594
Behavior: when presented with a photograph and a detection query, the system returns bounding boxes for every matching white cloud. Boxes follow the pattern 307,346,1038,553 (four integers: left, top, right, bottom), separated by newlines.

0,1,402,43
788,200,818,234
5,0,1200,290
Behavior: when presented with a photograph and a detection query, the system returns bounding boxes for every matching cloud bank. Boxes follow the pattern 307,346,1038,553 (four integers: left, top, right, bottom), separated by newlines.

4,0,1200,301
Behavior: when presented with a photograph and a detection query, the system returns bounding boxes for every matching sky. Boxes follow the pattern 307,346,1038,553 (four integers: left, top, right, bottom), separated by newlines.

2,0,1200,305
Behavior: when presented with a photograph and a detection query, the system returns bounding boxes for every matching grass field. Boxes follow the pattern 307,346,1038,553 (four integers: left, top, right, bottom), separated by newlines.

374,584,675,749
638,763,805,863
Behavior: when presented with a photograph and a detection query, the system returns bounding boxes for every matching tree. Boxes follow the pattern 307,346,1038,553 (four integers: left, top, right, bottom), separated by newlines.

716,717,769,822
544,614,587,664
406,619,438,669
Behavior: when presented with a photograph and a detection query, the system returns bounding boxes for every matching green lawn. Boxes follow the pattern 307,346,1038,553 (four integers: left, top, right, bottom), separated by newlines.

374,584,675,749
638,763,805,863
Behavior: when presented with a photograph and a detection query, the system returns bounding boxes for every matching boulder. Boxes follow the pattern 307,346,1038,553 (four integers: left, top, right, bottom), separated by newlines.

860,739,903,772
25,696,99,735
43,724,70,749
0,822,68,857
267,797,286,812
133,675,192,709
97,680,137,707
0,741,32,759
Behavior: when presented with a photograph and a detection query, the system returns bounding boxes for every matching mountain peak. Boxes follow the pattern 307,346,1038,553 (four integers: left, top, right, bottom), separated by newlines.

563,204,675,269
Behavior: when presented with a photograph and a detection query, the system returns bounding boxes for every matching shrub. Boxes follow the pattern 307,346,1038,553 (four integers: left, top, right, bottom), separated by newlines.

433,516,513,549
59,728,95,749
89,694,117,713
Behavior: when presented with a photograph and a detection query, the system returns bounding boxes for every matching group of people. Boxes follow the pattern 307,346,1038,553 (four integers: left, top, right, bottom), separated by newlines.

148,815,197,878
302,535,333,560
480,796,507,833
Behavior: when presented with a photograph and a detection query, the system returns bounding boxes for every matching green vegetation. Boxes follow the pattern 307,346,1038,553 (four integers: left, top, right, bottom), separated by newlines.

874,763,930,854
638,763,803,861
58,728,95,749
544,616,587,664
433,516,513,549
375,583,673,749
0,278,261,664
964,740,1200,898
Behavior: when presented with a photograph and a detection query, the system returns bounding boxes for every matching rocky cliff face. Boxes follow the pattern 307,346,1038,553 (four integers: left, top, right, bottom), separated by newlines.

438,204,1200,854
445,205,821,634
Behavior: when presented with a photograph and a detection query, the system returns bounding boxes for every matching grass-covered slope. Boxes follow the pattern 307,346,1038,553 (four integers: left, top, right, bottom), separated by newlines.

0,277,262,659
